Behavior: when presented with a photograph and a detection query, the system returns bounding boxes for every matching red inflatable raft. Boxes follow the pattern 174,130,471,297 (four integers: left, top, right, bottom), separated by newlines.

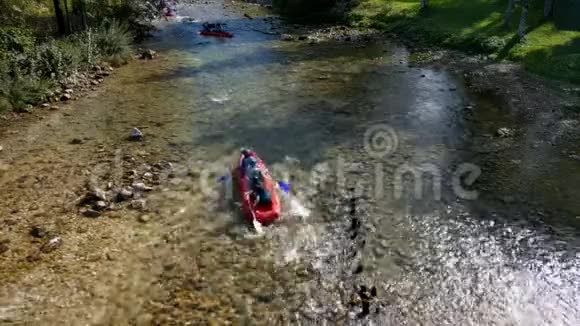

199,30,234,38
234,151,281,225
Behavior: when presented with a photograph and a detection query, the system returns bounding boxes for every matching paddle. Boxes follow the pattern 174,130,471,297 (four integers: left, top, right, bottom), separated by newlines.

245,193,264,234
277,180,292,194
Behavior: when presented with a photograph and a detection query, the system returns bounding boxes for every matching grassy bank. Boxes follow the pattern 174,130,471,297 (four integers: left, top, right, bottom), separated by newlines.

0,0,157,113
349,0,580,83
0,23,134,112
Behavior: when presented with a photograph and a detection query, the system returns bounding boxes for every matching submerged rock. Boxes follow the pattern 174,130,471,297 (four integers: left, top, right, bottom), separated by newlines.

26,252,42,262
77,225,89,234
95,200,108,211
569,154,580,161
30,226,49,238
501,195,515,204
129,128,144,141
0,243,8,254
281,34,295,41
40,236,62,254
131,199,147,211
81,208,101,218
496,127,514,138
16,105,34,113
92,188,108,202
132,182,153,192
118,188,134,201
138,214,151,223
140,49,157,60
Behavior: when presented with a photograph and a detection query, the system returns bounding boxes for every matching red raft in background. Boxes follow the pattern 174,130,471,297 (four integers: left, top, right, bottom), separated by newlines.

233,150,281,225
199,30,234,38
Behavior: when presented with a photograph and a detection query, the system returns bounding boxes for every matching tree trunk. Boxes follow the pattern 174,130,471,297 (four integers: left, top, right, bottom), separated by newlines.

420,0,429,10
73,0,88,30
544,0,555,18
52,0,66,35
518,0,529,38
63,0,72,33
505,0,515,26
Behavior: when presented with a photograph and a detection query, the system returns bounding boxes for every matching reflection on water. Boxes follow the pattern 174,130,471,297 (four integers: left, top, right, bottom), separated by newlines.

136,1,580,324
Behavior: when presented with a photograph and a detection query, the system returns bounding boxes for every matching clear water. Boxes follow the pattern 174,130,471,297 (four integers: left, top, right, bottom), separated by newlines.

3,0,579,324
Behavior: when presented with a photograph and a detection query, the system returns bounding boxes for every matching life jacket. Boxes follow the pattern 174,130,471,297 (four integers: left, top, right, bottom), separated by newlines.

249,170,271,205
254,186,272,205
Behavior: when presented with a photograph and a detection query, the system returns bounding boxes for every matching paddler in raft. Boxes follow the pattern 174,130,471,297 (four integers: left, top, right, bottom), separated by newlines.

241,149,256,173
202,22,225,32
240,149,272,208
248,170,272,208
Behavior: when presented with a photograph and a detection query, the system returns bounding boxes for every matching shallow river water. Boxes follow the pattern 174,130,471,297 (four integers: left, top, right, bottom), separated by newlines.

1,0,580,325
145,2,580,324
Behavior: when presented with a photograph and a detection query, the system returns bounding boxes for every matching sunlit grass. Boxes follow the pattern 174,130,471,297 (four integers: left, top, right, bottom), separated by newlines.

351,0,580,83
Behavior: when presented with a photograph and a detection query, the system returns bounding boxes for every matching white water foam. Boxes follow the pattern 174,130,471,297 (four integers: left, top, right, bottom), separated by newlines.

210,93,230,104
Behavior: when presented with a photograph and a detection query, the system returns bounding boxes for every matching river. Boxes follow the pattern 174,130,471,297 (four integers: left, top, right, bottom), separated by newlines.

0,0,579,325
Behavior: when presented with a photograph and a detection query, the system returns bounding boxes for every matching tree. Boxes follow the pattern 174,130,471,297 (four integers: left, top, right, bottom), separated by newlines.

73,0,88,30
63,0,72,33
518,0,529,38
52,0,66,35
505,0,515,26
420,0,429,10
544,0,555,18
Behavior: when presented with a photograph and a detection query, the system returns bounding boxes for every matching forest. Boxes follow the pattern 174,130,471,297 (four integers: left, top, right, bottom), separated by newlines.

0,0,157,112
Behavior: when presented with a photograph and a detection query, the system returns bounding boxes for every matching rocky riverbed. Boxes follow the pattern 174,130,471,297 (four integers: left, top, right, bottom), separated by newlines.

1,0,580,324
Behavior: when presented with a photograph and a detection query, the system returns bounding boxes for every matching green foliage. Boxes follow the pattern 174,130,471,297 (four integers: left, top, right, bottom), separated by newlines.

481,36,507,53
0,54,52,112
0,21,135,111
0,0,154,112
2,77,52,111
0,27,36,53
350,0,580,83
94,20,133,66
83,0,158,40
34,41,79,78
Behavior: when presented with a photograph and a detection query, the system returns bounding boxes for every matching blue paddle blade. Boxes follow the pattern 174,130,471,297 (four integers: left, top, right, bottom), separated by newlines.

278,181,291,193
